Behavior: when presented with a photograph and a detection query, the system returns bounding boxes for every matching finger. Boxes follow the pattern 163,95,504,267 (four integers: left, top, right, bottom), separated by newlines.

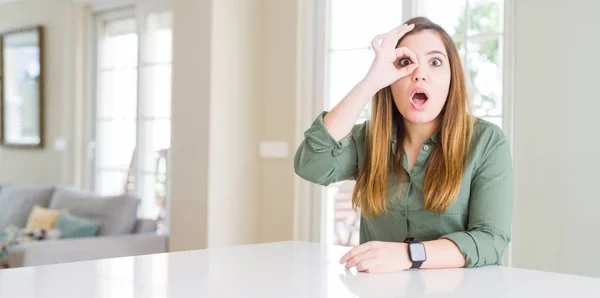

370,33,387,52
393,63,419,82
339,242,375,264
398,63,419,77
345,249,378,269
395,47,418,64
356,258,380,272
383,23,414,49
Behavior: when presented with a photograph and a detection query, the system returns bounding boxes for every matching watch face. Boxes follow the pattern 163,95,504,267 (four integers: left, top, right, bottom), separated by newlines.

409,243,427,262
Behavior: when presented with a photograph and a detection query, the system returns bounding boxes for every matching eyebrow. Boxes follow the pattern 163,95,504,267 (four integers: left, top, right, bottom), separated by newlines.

426,50,447,58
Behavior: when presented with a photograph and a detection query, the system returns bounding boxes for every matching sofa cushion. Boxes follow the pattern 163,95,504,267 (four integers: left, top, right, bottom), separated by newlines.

0,185,56,231
25,205,61,231
49,188,140,236
55,211,101,239
133,218,158,234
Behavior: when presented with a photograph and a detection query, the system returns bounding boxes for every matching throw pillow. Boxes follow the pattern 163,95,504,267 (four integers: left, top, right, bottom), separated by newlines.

55,211,101,239
49,187,140,236
25,205,61,231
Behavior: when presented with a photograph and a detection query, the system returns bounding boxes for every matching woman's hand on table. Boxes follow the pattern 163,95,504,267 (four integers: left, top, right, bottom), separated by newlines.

339,241,412,273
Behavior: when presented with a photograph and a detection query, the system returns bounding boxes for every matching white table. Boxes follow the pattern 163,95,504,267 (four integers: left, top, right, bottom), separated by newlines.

0,241,599,297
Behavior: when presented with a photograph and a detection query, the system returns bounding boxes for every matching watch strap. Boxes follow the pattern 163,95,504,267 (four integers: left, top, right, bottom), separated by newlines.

403,236,424,269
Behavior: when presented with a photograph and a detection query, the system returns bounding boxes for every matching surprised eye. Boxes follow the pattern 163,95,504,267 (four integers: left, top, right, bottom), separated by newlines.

430,58,442,67
399,58,412,67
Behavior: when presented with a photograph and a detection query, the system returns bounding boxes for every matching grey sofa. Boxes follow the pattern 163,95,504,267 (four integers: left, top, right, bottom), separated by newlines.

0,184,168,268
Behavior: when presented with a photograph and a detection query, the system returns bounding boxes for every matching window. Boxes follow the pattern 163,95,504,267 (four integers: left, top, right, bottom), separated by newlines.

324,0,507,246
419,0,505,128
90,4,172,231
327,0,405,122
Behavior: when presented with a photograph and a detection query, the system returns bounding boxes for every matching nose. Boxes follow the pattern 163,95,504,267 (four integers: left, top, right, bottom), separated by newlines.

411,65,427,82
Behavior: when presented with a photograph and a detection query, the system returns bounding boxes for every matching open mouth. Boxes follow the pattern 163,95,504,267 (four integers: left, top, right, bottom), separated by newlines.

412,92,428,105
410,89,429,110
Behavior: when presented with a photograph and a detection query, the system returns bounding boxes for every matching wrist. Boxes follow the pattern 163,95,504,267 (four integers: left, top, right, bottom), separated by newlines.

402,243,413,269
403,237,427,270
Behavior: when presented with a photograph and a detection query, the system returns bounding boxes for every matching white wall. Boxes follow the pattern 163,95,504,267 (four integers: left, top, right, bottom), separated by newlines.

169,0,262,250
512,0,600,277
169,0,212,251
208,0,261,247
0,0,80,185
169,0,299,250
258,0,298,243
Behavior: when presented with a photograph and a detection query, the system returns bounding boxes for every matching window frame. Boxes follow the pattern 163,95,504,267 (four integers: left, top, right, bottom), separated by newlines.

85,0,172,220
88,7,137,193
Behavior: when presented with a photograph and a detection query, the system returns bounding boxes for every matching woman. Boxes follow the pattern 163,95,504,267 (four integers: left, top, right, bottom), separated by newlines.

294,17,513,273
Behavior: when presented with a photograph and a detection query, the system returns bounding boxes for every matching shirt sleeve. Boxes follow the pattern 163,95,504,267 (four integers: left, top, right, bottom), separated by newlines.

440,124,514,267
293,111,366,186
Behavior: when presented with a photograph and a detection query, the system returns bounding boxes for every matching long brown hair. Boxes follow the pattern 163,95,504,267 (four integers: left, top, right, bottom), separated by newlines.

352,16,474,217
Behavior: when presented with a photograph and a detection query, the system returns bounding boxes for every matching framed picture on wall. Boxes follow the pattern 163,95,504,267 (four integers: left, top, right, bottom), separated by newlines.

0,25,44,148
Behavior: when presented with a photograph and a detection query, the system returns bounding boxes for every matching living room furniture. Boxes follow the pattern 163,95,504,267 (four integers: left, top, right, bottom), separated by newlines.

0,184,168,268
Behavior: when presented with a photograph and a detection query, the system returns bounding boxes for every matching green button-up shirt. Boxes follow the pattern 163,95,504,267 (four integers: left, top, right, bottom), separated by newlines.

294,112,513,268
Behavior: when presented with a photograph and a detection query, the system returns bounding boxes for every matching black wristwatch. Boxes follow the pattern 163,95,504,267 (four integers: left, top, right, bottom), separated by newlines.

403,237,427,269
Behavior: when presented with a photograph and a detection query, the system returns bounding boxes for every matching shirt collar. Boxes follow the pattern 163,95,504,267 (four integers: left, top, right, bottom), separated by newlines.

428,132,440,145
390,128,440,145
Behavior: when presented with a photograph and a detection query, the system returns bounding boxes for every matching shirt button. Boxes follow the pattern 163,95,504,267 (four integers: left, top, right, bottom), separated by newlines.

423,145,429,151
332,148,343,156
400,210,406,216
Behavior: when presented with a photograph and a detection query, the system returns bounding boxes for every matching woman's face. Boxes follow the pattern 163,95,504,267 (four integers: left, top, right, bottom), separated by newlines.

391,30,451,125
